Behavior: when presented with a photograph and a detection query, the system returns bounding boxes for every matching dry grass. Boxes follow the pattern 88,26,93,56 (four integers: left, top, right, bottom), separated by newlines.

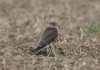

0,0,100,70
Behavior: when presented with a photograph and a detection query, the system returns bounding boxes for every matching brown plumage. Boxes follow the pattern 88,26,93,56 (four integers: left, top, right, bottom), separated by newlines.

30,22,58,54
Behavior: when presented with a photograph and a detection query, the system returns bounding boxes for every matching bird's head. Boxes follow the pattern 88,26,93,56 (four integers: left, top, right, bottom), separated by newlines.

50,22,58,28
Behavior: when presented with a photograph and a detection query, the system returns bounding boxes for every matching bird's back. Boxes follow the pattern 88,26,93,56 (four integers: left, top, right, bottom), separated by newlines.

39,27,58,46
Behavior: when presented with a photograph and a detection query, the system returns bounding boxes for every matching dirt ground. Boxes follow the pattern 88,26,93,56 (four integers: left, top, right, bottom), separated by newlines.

0,0,100,70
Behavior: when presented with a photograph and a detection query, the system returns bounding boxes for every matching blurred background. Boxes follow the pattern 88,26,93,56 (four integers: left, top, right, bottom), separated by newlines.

0,0,100,70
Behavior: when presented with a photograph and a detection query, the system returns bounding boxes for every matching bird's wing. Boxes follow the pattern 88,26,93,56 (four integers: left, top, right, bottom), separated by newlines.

39,27,58,46
30,27,58,53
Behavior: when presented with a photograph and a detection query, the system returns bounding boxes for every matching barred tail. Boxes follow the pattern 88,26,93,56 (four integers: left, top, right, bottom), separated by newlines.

31,45,46,53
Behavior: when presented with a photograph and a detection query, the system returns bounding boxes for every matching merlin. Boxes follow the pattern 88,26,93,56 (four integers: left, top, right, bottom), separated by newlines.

30,22,58,54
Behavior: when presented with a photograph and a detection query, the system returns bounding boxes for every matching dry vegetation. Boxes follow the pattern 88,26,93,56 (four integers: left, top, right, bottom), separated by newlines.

0,0,100,70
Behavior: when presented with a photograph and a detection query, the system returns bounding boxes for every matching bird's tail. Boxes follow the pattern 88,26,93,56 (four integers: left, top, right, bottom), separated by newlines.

30,45,46,53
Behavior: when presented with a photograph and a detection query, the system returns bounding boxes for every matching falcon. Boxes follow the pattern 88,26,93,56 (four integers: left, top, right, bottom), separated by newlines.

30,22,58,54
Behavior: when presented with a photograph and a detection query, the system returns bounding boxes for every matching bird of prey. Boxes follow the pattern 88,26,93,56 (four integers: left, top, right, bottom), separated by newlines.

30,22,58,54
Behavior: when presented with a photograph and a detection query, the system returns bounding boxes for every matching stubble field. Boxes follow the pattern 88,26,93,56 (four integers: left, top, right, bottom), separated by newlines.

0,0,100,70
